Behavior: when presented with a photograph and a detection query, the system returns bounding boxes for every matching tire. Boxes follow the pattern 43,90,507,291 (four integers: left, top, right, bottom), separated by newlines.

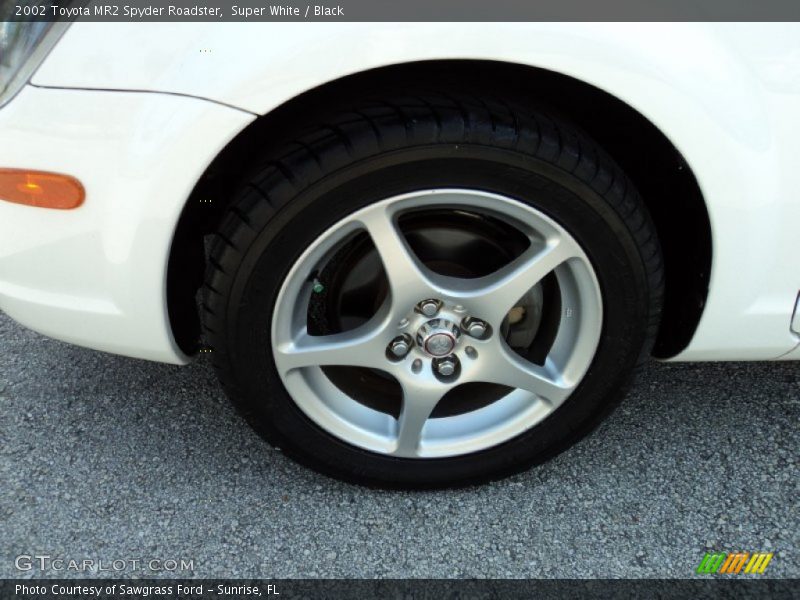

202,90,663,488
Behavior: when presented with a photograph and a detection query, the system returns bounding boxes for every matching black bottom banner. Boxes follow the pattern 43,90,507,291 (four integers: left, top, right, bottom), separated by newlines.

2,579,798,600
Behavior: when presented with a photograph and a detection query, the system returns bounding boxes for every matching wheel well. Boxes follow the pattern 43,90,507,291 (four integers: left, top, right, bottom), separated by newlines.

168,60,711,359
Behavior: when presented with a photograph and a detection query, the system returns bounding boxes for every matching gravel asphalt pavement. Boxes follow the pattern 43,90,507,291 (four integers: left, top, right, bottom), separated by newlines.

1,312,797,578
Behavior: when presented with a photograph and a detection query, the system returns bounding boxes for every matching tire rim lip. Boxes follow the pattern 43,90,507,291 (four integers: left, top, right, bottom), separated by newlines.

271,188,603,459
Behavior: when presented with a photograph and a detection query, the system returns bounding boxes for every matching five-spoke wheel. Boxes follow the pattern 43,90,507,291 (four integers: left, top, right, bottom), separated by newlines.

272,190,602,458
202,90,662,487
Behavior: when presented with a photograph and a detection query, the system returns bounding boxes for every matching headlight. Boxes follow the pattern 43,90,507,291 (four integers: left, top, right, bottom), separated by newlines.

0,8,70,109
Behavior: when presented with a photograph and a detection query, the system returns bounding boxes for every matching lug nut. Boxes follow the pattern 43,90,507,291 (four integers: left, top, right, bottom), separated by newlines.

434,356,457,377
389,335,412,358
463,316,489,338
417,299,441,317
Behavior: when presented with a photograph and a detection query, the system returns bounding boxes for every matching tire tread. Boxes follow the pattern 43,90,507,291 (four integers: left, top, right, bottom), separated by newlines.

201,88,665,487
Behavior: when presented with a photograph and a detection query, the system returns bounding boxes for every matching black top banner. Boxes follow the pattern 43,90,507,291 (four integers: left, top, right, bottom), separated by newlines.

5,0,800,22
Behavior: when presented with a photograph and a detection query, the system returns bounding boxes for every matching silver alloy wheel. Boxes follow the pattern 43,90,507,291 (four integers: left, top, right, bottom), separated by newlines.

271,189,603,458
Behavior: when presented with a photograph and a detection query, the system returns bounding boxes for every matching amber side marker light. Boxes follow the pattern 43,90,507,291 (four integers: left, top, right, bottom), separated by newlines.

0,169,85,209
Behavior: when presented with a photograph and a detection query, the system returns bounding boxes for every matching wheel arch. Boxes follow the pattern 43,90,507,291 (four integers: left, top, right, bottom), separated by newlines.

167,60,712,359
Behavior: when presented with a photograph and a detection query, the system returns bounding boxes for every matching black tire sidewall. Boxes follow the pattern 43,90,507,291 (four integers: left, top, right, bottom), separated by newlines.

221,145,649,487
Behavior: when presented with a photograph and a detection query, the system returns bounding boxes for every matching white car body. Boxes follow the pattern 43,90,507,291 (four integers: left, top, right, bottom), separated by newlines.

1,22,799,364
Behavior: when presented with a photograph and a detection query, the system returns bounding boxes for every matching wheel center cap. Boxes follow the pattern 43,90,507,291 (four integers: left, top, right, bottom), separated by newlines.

416,319,460,357
425,332,456,357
